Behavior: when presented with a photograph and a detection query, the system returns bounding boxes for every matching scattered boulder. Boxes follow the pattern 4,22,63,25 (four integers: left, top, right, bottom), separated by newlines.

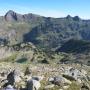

32,76,44,81
87,76,90,81
27,79,41,90
7,71,15,85
64,67,80,80
7,69,22,87
63,85,70,89
44,84,55,90
5,85,15,90
63,67,88,82
0,64,89,90
25,75,32,81
62,74,76,81
81,83,90,90
49,76,71,86
48,77,54,82
26,75,43,90
40,58,49,64
24,67,32,76
80,69,87,75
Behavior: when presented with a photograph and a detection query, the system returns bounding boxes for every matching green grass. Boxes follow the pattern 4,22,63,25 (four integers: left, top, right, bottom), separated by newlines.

67,82,80,90
1,53,18,62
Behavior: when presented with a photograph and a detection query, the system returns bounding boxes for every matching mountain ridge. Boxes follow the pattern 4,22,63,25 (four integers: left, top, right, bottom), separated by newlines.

0,10,90,51
2,10,89,22
4,10,44,22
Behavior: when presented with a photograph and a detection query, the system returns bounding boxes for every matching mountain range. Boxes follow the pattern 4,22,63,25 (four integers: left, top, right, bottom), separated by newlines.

1,10,90,52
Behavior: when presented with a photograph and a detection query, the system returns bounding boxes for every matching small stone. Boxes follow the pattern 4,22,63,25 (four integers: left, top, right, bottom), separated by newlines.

48,77,54,82
63,85,70,89
44,84,54,89
32,76,44,81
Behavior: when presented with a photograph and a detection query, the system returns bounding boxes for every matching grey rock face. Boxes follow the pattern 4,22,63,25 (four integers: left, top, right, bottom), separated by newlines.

24,67,32,76
49,76,71,86
44,84,54,90
81,83,90,90
64,67,87,81
7,70,22,86
5,85,15,90
27,79,41,90
4,10,42,22
4,10,23,22
7,71,15,85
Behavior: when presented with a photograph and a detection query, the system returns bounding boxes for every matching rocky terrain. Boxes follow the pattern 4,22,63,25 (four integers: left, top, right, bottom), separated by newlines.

0,42,89,90
1,10,90,51
0,63,89,90
0,10,90,89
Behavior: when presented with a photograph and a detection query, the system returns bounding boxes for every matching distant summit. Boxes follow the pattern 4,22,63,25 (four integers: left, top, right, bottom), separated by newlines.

4,10,22,21
73,16,81,21
1,10,90,51
4,10,82,22
4,10,43,22
66,15,72,20
66,15,81,21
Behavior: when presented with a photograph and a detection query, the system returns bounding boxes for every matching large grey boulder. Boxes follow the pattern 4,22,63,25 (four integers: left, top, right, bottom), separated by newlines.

7,70,22,86
44,84,55,90
64,67,88,82
27,79,41,90
49,76,71,86
5,85,15,90
7,71,15,85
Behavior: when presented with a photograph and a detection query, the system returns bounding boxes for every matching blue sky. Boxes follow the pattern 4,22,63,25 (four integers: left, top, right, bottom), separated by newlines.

0,0,90,19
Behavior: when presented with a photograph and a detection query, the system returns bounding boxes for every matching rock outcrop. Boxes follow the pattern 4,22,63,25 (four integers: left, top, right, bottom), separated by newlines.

4,10,42,22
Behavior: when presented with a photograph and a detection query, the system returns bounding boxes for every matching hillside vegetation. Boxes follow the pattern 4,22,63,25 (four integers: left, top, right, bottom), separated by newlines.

0,10,90,51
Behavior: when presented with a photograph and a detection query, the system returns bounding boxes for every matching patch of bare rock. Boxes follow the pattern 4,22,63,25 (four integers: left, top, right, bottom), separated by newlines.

0,64,89,90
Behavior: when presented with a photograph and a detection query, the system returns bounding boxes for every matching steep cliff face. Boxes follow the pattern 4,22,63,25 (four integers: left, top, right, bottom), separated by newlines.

4,10,22,21
4,10,44,22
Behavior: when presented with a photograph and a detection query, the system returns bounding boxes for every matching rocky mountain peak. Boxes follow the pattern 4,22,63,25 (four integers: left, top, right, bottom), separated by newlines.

4,10,23,22
66,15,72,18
73,16,81,21
4,10,18,21
5,10,16,15
4,10,42,22
66,15,81,21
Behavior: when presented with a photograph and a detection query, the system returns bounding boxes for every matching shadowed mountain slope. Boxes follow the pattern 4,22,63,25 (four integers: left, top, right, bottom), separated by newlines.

0,10,90,51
